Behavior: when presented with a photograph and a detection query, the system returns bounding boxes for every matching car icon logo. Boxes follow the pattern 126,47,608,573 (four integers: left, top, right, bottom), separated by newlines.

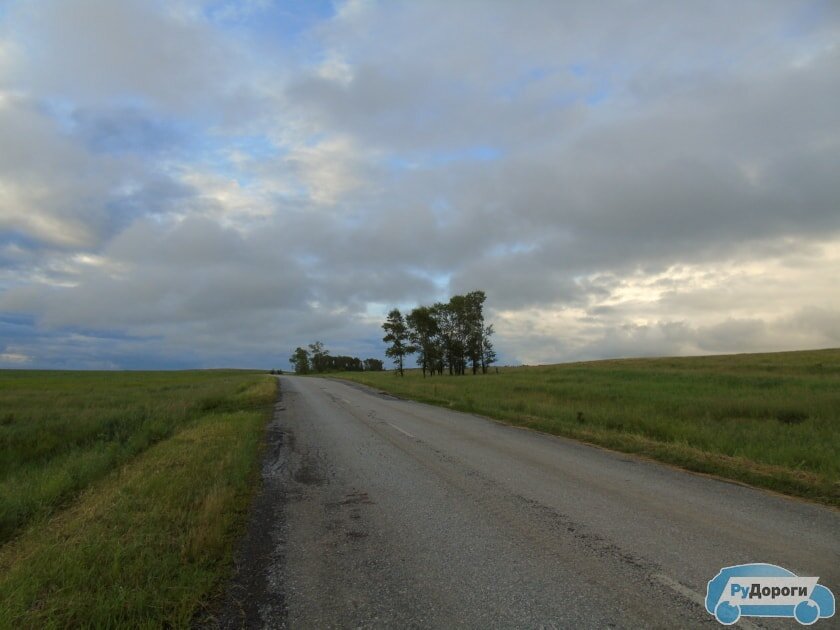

706,563,835,625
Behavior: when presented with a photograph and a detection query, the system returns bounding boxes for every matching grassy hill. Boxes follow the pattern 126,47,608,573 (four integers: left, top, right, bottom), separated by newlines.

0,370,276,627
333,348,840,506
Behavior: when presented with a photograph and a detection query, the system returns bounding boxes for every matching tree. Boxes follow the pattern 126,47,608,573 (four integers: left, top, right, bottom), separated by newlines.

363,358,384,372
308,341,329,373
434,300,461,375
382,308,415,376
290,342,374,373
429,303,447,375
481,324,496,374
326,355,364,371
406,305,439,377
382,291,495,377
289,347,311,374
463,290,487,374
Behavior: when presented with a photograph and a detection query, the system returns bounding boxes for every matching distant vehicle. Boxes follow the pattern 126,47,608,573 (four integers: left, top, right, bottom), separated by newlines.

706,563,835,625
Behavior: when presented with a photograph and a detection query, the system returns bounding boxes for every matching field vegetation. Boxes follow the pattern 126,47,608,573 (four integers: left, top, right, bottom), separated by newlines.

333,349,840,505
0,370,276,627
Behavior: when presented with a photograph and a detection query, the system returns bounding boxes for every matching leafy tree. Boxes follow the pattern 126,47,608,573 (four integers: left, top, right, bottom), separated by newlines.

481,324,496,373
289,347,311,374
382,309,415,376
434,300,460,375
464,290,487,374
290,342,381,373
386,291,495,376
406,305,440,377
308,341,329,373
325,355,364,371
428,303,447,375
363,358,384,371
449,295,469,375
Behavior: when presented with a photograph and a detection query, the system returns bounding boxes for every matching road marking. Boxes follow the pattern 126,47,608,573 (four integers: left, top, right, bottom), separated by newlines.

388,423,416,439
651,573,761,630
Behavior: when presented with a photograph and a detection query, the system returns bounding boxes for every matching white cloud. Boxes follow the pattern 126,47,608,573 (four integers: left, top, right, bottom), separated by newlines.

494,238,840,363
316,52,355,86
0,350,30,364
1,1,839,368
285,135,373,205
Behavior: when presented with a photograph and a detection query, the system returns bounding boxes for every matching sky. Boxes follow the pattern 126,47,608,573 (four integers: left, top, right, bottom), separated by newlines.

0,0,839,370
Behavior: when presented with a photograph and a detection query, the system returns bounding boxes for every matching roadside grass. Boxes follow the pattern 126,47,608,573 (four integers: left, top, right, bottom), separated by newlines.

0,370,276,627
331,349,840,506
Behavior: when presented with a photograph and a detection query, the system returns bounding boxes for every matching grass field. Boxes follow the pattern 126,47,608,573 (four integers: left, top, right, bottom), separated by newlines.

0,370,276,628
333,348,840,506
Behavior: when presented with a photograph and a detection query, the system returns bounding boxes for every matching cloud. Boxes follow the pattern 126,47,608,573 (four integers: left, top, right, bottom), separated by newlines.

0,94,114,247
0,350,30,364
284,134,374,205
4,0,236,110
1,216,308,327
1,1,839,368
493,243,840,364
71,106,188,155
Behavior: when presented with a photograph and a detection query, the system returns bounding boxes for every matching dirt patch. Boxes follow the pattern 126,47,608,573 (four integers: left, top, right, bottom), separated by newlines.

345,530,369,540
340,491,374,505
293,453,325,486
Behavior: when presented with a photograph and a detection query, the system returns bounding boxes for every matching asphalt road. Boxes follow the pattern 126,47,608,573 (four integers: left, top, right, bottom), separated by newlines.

217,375,839,629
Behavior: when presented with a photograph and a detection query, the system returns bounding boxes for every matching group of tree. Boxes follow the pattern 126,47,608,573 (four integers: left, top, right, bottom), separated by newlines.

383,290,496,377
288,341,384,375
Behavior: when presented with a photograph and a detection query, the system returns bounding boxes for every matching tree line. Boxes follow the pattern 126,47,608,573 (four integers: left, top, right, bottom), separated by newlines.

289,341,384,374
383,290,496,377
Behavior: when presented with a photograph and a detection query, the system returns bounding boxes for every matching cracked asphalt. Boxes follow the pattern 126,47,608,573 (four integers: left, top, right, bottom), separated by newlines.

212,376,839,629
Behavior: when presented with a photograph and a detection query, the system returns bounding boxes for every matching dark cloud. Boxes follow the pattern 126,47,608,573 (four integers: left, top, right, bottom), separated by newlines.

1,217,311,328
71,107,188,155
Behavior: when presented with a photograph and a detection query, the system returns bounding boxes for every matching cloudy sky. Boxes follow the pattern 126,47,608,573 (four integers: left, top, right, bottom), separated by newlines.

0,0,838,369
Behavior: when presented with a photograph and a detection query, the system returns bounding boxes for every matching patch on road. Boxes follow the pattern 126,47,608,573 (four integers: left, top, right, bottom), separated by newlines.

292,452,326,486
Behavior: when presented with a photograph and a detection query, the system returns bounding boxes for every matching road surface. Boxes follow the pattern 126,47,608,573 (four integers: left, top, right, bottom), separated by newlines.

217,375,839,629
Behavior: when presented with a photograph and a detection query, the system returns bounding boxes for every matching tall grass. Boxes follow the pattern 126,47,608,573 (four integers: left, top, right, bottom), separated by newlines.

0,370,276,627
0,370,267,543
333,349,840,504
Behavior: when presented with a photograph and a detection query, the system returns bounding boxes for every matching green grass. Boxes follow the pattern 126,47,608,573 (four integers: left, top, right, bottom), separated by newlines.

332,349,840,506
0,370,276,627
